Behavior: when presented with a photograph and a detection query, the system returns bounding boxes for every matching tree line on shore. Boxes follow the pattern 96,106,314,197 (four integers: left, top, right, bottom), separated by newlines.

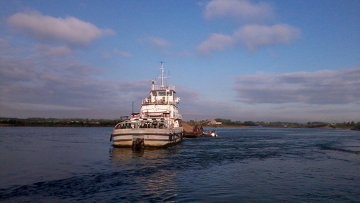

1,117,359,131
0,117,119,127
188,118,360,131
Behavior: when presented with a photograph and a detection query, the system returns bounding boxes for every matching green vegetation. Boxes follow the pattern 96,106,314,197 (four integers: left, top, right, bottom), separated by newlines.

351,122,360,131
188,118,360,131
0,117,121,127
1,117,359,131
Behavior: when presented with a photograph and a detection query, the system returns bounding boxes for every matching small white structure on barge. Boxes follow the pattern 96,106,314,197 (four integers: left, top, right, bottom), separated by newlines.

111,63,183,148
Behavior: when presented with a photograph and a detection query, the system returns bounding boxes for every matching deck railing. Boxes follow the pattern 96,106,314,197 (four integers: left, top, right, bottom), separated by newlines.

142,100,178,105
152,84,175,91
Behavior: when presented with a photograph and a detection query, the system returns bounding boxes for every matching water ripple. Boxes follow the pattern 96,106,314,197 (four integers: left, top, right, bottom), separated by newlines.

1,127,360,202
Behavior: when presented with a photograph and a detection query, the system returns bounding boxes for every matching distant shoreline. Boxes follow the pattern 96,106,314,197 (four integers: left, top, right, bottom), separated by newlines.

205,125,353,130
0,118,118,128
1,118,359,131
0,125,357,131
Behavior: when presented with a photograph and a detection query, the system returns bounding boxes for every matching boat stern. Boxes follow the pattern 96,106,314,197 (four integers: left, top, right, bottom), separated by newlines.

111,127,183,148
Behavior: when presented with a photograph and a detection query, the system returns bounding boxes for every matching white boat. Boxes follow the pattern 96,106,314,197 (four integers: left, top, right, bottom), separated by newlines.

111,63,183,148
210,131,218,137
203,130,218,137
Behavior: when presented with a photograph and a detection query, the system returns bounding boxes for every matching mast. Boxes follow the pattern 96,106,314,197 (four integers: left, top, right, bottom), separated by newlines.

132,101,134,114
160,61,165,88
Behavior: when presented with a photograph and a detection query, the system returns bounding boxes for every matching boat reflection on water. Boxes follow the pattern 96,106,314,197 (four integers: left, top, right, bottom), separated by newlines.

109,148,179,201
109,148,144,164
109,148,175,163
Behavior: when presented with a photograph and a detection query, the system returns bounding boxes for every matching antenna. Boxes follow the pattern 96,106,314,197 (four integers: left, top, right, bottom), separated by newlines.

160,61,164,87
131,101,134,114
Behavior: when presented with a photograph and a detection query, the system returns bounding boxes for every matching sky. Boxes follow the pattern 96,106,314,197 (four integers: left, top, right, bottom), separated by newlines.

0,0,359,122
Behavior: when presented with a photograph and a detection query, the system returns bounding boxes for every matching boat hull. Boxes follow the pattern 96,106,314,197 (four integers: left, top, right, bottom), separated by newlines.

111,127,183,148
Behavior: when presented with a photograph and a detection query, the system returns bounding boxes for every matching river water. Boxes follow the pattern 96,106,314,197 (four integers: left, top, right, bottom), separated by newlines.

0,127,359,202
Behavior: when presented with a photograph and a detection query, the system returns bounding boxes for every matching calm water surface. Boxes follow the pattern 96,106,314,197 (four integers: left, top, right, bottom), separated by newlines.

0,127,360,202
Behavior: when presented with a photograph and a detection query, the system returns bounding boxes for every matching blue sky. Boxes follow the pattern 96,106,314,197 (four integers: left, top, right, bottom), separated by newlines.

0,0,359,122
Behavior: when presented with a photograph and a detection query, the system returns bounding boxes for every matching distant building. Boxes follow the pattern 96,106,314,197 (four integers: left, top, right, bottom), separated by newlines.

208,119,222,125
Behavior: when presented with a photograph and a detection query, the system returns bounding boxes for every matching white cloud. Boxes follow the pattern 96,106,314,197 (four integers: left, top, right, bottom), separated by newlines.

235,24,300,51
147,37,171,49
200,0,300,54
204,0,274,22
4,102,88,111
234,68,360,104
113,48,132,58
7,11,114,46
0,39,148,118
197,33,235,54
198,24,300,54
36,45,72,56
0,38,10,48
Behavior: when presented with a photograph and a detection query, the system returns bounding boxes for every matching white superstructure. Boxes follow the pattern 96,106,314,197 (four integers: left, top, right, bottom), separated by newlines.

111,63,183,148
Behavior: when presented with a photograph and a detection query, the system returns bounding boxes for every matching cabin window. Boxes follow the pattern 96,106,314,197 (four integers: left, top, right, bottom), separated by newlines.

158,91,166,96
